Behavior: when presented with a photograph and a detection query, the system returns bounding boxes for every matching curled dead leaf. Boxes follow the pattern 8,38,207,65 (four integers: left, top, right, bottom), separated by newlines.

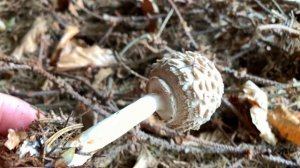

51,25,117,71
134,148,157,168
241,81,277,145
92,68,114,90
243,80,268,110
56,43,117,71
4,129,27,150
50,26,79,65
268,105,300,145
141,0,160,32
12,17,47,60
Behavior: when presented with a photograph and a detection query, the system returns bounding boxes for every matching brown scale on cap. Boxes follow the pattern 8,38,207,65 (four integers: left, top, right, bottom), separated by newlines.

148,51,224,131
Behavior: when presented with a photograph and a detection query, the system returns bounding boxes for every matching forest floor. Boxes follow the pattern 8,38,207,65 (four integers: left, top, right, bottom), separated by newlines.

0,0,300,167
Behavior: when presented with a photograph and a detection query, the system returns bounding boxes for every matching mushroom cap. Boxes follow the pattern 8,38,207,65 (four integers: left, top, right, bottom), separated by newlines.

147,51,224,132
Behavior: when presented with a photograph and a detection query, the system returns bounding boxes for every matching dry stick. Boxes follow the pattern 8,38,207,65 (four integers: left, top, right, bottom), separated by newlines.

260,154,299,167
254,0,274,15
254,0,288,21
113,9,178,85
155,9,174,40
140,117,180,139
9,89,61,98
0,54,110,117
0,64,31,71
116,34,153,81
230,46,256,61
137,130,300,166
57,72,107,102
38,35,46,67
135,130,204,154
115,9,175,79
79,4,166,23
185,135,249,155
99,23,116,45
114,52,148,81
135,130,248,155
221,97,245,125
119,8,174,58
216,64,286,86
270,0,285,16
167,0,199,49
258,24,300,35
119,34,152,57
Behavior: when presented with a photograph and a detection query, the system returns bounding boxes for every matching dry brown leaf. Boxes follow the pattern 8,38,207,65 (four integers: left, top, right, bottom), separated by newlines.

75,0,84,9
55,0,70,10
50,26,79,65
56,42,116,71
68,2,79,17
133,148,157,168
242,80,277,145
268,105,300,145
12,17,47,60
51,25,116,71
4,129,27,150
243,80,268,109
58,26,79,48
141,0,160,32
92,68,114,90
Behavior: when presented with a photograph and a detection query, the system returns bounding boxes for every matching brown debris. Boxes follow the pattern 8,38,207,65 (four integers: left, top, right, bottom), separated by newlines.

1,0,300,167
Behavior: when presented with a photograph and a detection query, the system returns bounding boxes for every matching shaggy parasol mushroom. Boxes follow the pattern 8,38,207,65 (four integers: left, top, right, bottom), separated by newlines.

64,51,224,166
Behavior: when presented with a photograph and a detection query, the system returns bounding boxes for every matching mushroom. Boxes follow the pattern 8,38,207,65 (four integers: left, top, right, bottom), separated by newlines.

63,51,224,166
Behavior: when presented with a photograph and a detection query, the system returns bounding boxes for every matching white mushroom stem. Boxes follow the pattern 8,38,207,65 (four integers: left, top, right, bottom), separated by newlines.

69,94,161,153
63,51,224,166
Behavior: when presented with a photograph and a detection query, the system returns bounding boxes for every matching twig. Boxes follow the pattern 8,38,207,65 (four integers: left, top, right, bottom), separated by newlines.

99,23,116,45
221,97,245,124
0,54,110,117
115,33,156,81
57,72,108,102
135,129,204,154
140,117,182,139
260,154,299,167
155,9,174,40
9,89,61,98
167,0,198,49
254,0,274,15
258,24,300,35
80,5,166,23
216,64,286,86
271,0,285,16
230,46,256,61
254,0,288,21
185,135,250,155
0,63,30,71
137,126,298,166
135,129,250,155
119,34,151,57
114,52,148,81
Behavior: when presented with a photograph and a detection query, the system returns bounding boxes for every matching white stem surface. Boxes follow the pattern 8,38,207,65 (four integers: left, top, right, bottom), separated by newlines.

70,94,161,153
